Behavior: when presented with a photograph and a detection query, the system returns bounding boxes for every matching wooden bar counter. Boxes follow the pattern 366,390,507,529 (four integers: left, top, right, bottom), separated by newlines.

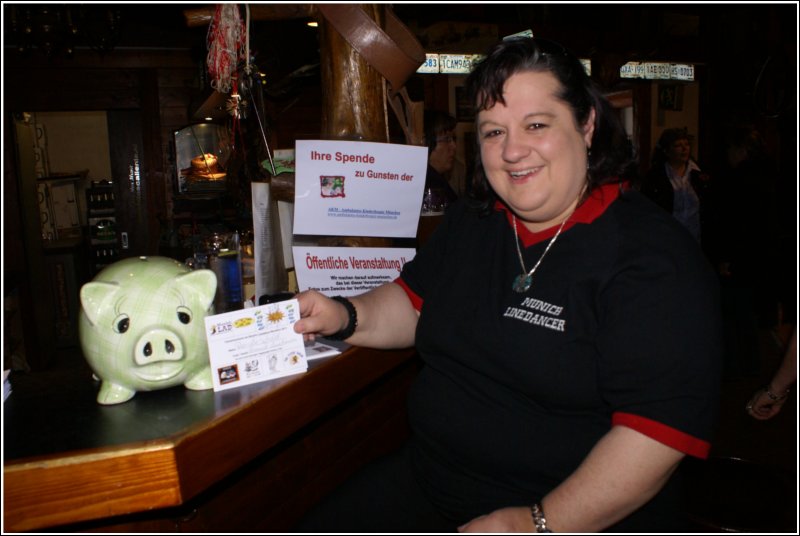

3,344,419,532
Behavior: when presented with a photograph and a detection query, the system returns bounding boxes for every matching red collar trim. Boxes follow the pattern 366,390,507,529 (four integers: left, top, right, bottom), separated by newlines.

495,181,627,246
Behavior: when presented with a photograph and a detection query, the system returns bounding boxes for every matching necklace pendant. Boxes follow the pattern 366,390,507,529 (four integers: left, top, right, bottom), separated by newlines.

512,273,532,293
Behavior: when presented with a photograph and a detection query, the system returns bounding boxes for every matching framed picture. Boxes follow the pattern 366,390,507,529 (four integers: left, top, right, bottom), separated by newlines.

658,84,684,111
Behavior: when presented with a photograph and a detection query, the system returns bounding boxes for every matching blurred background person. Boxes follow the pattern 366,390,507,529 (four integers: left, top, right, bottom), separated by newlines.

709,125,781,377
641,127,713,255
423,110,459,208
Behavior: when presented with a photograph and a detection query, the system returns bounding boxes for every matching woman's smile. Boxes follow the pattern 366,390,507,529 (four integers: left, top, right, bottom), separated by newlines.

508,167,543,181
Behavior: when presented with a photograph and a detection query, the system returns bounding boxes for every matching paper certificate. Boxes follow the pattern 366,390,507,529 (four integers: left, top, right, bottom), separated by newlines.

204,299,307,391
293,246,416,297
292,140,427,238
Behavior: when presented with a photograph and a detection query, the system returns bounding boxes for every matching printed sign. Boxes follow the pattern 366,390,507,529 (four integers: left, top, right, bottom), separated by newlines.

292,140,427,238
293,246,416,297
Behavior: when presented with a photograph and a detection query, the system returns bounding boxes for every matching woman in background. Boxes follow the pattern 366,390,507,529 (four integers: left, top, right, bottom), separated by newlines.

641,127,713,249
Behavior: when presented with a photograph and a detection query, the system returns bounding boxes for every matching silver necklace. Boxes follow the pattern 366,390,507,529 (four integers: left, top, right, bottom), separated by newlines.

511,215,569,293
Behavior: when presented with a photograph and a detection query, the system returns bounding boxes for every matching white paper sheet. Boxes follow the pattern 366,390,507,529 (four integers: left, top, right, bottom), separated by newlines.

292,140,427,238
204,299,307,391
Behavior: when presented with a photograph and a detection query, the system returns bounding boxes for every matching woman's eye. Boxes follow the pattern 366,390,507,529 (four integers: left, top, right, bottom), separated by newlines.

481,129,502,139
528,122,546,130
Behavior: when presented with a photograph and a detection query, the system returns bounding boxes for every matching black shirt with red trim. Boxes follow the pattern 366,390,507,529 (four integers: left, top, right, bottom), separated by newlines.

396,183,723,530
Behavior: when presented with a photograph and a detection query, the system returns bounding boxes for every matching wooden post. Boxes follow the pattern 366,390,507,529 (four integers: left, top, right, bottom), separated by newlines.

318,4,388,142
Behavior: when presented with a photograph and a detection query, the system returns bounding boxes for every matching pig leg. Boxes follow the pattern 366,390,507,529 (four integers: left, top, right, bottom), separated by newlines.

184,365,213,390
97,381,136,405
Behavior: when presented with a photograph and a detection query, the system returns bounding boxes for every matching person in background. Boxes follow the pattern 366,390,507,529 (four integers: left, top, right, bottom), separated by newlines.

641,127,713,250
713,126,780,322
710,126,781,377
747,327,796,420
422,109,459,208
292,37,722,533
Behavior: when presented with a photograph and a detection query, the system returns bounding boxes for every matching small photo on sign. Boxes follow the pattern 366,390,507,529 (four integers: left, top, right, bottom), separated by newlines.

218,364,240,385
320,176,345,198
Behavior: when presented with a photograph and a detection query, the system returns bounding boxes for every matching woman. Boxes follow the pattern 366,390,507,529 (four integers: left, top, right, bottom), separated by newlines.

294,38,722,532
641,127,712,245
423,109,459,207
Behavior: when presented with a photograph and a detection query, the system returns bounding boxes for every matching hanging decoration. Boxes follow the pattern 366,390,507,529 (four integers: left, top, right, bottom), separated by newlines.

206,4,246,94
206,4,275,175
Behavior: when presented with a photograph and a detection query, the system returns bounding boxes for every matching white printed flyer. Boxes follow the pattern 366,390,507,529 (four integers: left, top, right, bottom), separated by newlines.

292,246,416,297
292,140,428,238
204,299,307,391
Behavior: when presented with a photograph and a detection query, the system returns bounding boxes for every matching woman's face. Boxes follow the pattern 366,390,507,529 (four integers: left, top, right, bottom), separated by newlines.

477,70,594,232
666,138,691,166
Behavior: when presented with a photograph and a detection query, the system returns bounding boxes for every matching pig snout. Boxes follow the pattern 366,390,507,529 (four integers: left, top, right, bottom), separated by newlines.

134,328,185,365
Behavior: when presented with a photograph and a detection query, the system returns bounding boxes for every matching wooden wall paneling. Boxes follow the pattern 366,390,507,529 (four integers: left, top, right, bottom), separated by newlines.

156,67,203,91
273,93,324,148
6,68,142,112
106,110,148,258
4,119,56,369
140,68,167,253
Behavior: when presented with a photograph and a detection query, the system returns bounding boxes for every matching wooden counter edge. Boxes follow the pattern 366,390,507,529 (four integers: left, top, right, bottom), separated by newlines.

3,345,417,532
3,442,182,532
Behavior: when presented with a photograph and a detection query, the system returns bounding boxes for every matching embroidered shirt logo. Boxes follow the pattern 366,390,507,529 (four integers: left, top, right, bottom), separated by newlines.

503,297,566,332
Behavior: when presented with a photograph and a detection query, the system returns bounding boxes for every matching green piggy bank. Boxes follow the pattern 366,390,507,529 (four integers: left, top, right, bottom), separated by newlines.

79,256,217,404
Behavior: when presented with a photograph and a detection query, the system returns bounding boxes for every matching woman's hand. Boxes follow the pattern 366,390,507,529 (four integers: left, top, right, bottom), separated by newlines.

293,283,419,349
746,387,788,420
458,507,533,533
293,290,349,342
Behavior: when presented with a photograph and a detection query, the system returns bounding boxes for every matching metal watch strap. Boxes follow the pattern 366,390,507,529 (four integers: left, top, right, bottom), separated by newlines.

531,502,552,533
327,296,358,340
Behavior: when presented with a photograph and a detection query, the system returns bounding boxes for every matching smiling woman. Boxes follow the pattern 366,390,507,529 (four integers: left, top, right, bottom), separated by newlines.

291,37,723,533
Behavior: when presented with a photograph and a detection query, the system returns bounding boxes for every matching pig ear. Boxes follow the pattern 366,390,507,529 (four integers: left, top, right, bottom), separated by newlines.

80,282,121,326
175,269,217,311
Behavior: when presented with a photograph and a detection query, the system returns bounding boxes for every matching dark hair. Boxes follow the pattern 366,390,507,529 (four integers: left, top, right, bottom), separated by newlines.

464,38,635,209
424,110,457,153
652,127,692,165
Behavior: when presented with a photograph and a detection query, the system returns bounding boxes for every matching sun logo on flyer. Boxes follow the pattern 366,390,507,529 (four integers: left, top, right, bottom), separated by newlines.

267,309,285,323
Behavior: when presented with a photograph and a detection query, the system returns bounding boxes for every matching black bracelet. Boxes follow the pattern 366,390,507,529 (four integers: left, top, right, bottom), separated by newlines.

327,296,358,340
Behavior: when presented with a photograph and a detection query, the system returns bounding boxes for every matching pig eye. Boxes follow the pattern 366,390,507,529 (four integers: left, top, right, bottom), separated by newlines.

113,314,130,334
177,306,192,324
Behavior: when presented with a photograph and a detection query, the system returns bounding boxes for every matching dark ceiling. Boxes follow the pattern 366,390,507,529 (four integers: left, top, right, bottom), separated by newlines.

3,3,794,85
